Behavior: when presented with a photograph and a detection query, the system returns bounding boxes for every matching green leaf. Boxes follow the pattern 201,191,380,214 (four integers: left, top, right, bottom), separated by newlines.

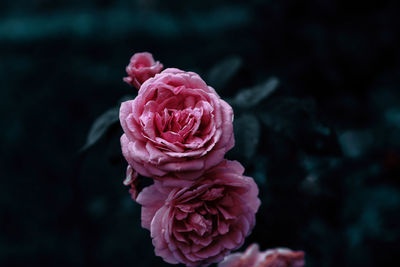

232,114,260,160
207,56,242,91
259,97,341,156
80,106,120,152
229,77,279,108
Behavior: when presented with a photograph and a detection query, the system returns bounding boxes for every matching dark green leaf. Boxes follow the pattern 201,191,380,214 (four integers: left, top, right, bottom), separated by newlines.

253,155,268,185
207,55,242,91
80,107,119,152
259,98,341,156
228,77,279,108
338,130,373,158
232,114,260,160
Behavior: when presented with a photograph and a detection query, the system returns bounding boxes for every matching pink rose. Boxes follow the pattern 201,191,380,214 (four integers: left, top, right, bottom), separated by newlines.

120,68,234,180
123,52,163,89
219,244,305,267
136,160,260,266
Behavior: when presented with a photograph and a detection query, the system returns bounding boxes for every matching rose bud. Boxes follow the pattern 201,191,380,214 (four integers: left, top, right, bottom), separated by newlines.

123,52,163,89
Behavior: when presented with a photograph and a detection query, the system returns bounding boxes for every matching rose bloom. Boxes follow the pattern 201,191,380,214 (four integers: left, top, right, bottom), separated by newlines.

219,244,305,267
136,160,260,266
123,52,163,89
120,68,234,180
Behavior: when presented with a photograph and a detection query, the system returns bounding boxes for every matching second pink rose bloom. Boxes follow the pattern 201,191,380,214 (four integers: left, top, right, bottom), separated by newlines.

136,160,260,267
120,67,234,181
219,243,305,267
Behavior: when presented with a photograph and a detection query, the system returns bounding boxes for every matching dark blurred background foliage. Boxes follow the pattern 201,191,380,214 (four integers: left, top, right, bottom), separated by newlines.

1,0,400,266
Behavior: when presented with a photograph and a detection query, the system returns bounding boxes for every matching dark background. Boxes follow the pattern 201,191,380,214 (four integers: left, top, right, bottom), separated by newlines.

1,0,400,266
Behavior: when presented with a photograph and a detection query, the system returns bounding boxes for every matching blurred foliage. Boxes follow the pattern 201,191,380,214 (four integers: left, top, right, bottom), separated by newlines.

80,106,119,152
1,0,400,267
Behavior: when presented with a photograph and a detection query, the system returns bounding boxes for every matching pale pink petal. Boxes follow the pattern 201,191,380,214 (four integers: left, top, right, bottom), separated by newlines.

136,185,166,229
